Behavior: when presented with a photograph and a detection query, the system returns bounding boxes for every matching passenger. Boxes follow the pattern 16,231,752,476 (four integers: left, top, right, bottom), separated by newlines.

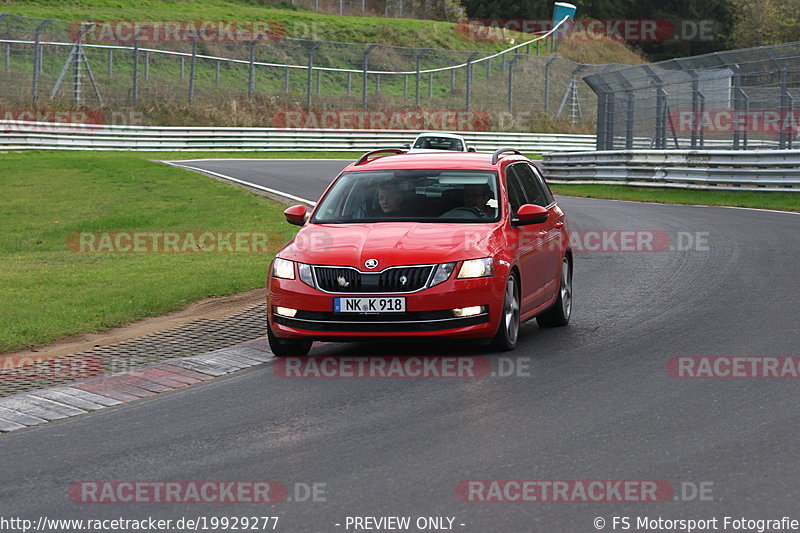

378,181,406,215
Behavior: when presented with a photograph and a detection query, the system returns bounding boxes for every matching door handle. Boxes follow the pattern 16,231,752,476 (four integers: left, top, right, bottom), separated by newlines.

554,222,564,228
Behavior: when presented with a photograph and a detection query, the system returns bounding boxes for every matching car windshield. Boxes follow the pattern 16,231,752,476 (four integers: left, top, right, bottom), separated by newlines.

412,136,464,151
312,169,500,223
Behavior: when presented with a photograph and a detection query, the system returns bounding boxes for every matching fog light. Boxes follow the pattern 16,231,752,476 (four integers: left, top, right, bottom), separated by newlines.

452,305,484,317
274,306,298,318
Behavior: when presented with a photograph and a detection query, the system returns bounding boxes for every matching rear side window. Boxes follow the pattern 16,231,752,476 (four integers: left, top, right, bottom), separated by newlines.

505,166,527,217
529,164,555,206
512,163,551,207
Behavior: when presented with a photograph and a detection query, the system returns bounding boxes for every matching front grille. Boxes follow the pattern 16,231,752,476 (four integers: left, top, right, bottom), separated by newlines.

315,267,362,292
314,266,433,293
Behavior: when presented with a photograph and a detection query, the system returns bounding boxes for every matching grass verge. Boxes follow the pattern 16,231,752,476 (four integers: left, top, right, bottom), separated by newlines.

550,184,800,212
0,150,303,353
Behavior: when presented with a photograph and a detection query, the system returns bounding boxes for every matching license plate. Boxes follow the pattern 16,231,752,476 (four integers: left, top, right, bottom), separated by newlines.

334,297,406,313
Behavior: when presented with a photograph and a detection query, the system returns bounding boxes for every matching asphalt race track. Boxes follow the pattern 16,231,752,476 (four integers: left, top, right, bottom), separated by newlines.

2,159,799,532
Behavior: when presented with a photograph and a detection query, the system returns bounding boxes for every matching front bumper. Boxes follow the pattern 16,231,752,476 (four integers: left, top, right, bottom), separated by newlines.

268,274,504,340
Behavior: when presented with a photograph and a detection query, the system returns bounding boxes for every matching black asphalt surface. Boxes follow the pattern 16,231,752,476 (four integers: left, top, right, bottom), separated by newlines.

3,159,800,532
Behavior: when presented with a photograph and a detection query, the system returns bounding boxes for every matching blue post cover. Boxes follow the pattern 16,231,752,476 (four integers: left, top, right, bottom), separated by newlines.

552,2,576,25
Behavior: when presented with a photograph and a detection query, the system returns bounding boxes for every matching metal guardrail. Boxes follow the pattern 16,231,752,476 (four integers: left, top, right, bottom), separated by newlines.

543,150,800,191
0,121,597,152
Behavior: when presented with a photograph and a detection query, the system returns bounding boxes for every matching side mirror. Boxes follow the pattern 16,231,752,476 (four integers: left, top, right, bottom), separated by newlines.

511,204,548,227
401,143,410,150
284,204,308,226
467,147,476,152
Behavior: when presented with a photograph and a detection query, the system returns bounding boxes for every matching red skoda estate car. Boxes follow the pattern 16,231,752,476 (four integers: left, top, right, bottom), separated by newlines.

267,148,573,356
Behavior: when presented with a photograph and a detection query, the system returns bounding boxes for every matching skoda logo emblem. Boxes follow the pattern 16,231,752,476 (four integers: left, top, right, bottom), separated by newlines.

364,258,379,269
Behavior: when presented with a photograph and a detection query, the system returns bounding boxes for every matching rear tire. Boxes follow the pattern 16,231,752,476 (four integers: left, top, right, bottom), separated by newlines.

491,272,521,351
268,321,312,357
536,255,572,327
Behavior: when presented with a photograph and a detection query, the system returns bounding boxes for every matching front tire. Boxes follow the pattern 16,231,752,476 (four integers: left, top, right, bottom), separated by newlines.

492,272,521,351
536,255,572,327
268,321,312,357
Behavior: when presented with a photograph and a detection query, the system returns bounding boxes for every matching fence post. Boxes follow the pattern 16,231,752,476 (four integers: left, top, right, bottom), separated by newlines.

144,52,149,80
508,55,519,115
347,71,352,94
216,61,221,86
543,57,557,113
31,18,51,101
131,26,149,104
717,57,744,149
428,72,433,98
5,43,10,73
595,90,608,150
690,75,700,149
284,67,289,93
248,34,265,97
362,43,377,109
306,41,321,110
465,51,479,111
450,69,455,93
415,48,430,106
188,33,202,103
107,49,113,79
317,68,322,95
180,56,185,80
612,71,635,149
404,75,408,99
764,48,790,149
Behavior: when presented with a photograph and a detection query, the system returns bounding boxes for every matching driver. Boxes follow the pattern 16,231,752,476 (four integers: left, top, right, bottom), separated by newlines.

463,183,493,216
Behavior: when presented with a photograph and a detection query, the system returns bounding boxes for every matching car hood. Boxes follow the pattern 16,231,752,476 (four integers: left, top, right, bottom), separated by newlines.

279,222,498,268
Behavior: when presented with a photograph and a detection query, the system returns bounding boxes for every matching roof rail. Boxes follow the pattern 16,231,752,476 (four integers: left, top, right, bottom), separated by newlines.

355,149,406,166
491,147,524,165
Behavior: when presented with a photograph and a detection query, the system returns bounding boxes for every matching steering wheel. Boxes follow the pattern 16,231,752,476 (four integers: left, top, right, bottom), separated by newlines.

443,207,487,218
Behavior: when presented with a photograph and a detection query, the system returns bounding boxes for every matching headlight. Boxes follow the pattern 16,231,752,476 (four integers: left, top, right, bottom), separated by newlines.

272,258,295,279
298,263,314,286
429,262,456,287
457,258,493,279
